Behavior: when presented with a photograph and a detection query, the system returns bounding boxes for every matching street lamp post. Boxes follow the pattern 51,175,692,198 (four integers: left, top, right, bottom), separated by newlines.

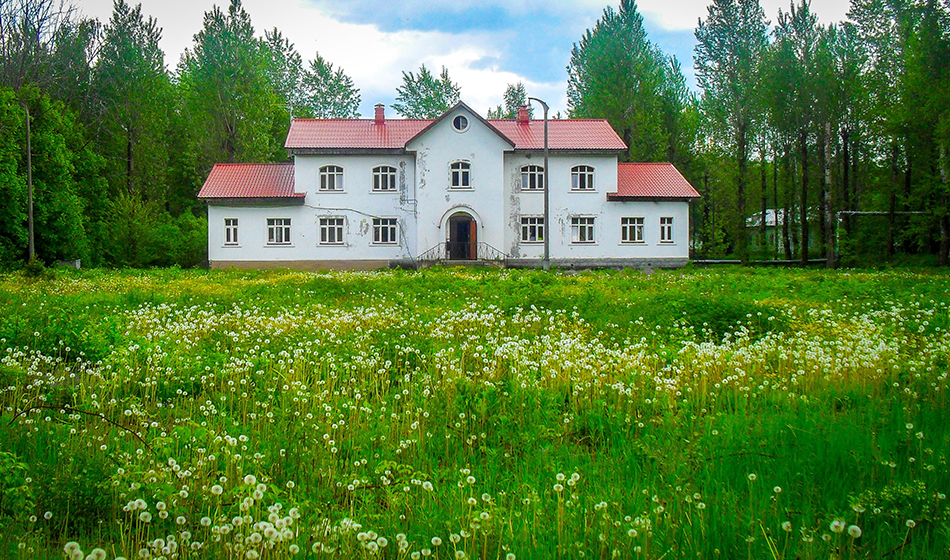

527,97,549,270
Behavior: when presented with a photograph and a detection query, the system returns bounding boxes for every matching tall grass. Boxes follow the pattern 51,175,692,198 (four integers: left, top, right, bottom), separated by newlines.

0,267,948,559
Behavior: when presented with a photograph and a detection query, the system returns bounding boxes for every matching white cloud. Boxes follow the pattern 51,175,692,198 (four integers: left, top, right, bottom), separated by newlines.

638,0,852,30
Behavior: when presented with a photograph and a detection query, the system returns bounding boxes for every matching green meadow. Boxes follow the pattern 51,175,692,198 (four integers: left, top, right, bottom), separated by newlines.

0,267,948,559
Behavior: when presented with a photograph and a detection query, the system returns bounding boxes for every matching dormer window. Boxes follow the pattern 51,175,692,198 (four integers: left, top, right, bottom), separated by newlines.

450,161,471,188
320,165,344,191
571,165,595,190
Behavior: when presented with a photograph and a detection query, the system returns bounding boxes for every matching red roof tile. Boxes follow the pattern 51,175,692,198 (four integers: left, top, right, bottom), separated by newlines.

490,120,627,151
198,163,302,199
284,118,627,151
285,119,430,149
610,163,701,199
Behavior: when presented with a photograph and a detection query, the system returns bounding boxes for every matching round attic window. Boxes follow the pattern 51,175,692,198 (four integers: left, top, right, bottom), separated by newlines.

452,115,469,132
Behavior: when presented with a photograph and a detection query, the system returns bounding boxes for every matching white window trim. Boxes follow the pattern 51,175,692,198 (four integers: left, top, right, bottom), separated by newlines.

319,216,346,246
570,216,596,244
659,217,675,244
520,165,545,191
372,165,398,192
266,218,292,246
449,160,472,190
452,114,470,133
571,165,596,192
224,218,240,247
372,217,399,246
319,165,345,192
621,217,646,244
520,216,545,244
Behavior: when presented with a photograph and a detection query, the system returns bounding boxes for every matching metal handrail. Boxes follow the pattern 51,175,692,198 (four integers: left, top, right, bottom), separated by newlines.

417,242,508,264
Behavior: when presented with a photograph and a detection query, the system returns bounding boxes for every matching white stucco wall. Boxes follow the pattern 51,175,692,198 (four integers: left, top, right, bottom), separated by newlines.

503,154,691,261
406,107,512,255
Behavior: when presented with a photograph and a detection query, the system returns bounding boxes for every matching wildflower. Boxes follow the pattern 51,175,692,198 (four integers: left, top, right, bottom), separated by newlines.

422,481,434,491
211,485,224,495
177,516,186,525
627,529,638,538
697,502,706,510
289,544,299,554
467,497,477,506
466,476,475,485
507,554,516,560
139,512,152,523
64,542,81,555
848,525,862,538
906,519,916,529
156,501,166,511
830,520,845,533
455,551,466,559
431,537,442,546
781,522,792,533
244,474,257,485
553,483,564,492
852,504,866,513
747,473,757,482
556,473,566,482
480,511,490,520
44,511,53,520
201,517,211,526
481,493,491,502
773,486,782,494
450,533,461,543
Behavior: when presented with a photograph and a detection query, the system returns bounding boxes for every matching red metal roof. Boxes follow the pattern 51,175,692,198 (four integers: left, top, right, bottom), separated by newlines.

610,163,701,199
285,119,430,149
198,163,302,199
284,118,627,151
490,120,626,151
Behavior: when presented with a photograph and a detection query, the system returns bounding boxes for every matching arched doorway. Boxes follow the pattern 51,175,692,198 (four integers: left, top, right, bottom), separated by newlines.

447,213,477,260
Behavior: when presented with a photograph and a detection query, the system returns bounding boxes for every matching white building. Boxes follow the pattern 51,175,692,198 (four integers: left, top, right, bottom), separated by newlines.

198,102,700,270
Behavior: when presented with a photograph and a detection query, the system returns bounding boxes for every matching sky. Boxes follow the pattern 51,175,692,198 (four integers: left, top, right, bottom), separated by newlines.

77,0,852,118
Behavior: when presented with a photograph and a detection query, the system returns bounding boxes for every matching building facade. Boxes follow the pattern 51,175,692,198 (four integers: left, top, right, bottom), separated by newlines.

198,102,700,270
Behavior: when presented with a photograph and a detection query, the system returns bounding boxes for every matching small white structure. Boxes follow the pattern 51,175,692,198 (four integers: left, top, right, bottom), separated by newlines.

198,102,700,270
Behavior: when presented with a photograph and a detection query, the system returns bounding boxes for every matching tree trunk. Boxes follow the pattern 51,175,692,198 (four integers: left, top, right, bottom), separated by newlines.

126,126,134,195
842,129,851,236
24,102,35,261
760,150,767,257
888,144,898,259
818,127,827,258
824,122,835,269
800,130,809,265
940,144,949,266
783,148,792,260
773,150,780,260
702,172,710,257
736,125,749,264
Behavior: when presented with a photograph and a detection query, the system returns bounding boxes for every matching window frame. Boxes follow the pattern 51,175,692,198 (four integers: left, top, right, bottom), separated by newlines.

621,217,645,244
319,216,345,245
372,217,399,245
266,218,292,245
449,161,472,189
224,218,239,246
571,165,595,191
520,165,545,191
520,216,545,244
372,165,398,192
452,114,470,133
319,165,344,192
570,216,596,244
659,217,674,244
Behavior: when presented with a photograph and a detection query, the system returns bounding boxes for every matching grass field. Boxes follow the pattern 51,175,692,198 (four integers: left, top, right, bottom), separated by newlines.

0,266,948,559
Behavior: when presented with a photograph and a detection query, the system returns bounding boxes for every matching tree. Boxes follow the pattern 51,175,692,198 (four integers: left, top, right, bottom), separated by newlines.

487,82,531,119
177,0,277,170
695,0,768,264
92,0,171,201
300,52,361,119
392,65,460,119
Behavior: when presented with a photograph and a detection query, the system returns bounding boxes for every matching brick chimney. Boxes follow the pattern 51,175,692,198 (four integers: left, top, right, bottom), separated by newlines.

375,103,385,124
516,105,529,124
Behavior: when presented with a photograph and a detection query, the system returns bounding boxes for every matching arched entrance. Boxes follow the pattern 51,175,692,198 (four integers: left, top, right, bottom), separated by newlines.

447,212,477,260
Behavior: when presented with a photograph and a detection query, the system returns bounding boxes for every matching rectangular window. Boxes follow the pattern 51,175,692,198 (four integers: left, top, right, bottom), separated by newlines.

224,218,239,245
571,217,595,244
320,165,344,191
373,166,397,191
373,218,398,245
450,161,471,188
571,165,595,190
319,217,345,245
621,217,644,243
267,218,291,245
660,217,674,243
520,217,544,243
521,165,544,190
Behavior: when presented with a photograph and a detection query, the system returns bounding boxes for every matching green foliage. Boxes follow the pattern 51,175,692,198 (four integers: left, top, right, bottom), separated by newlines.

568,0,693,164
392,64,460,119
487,82,531,120
300,52,361,119
1,268,949,557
